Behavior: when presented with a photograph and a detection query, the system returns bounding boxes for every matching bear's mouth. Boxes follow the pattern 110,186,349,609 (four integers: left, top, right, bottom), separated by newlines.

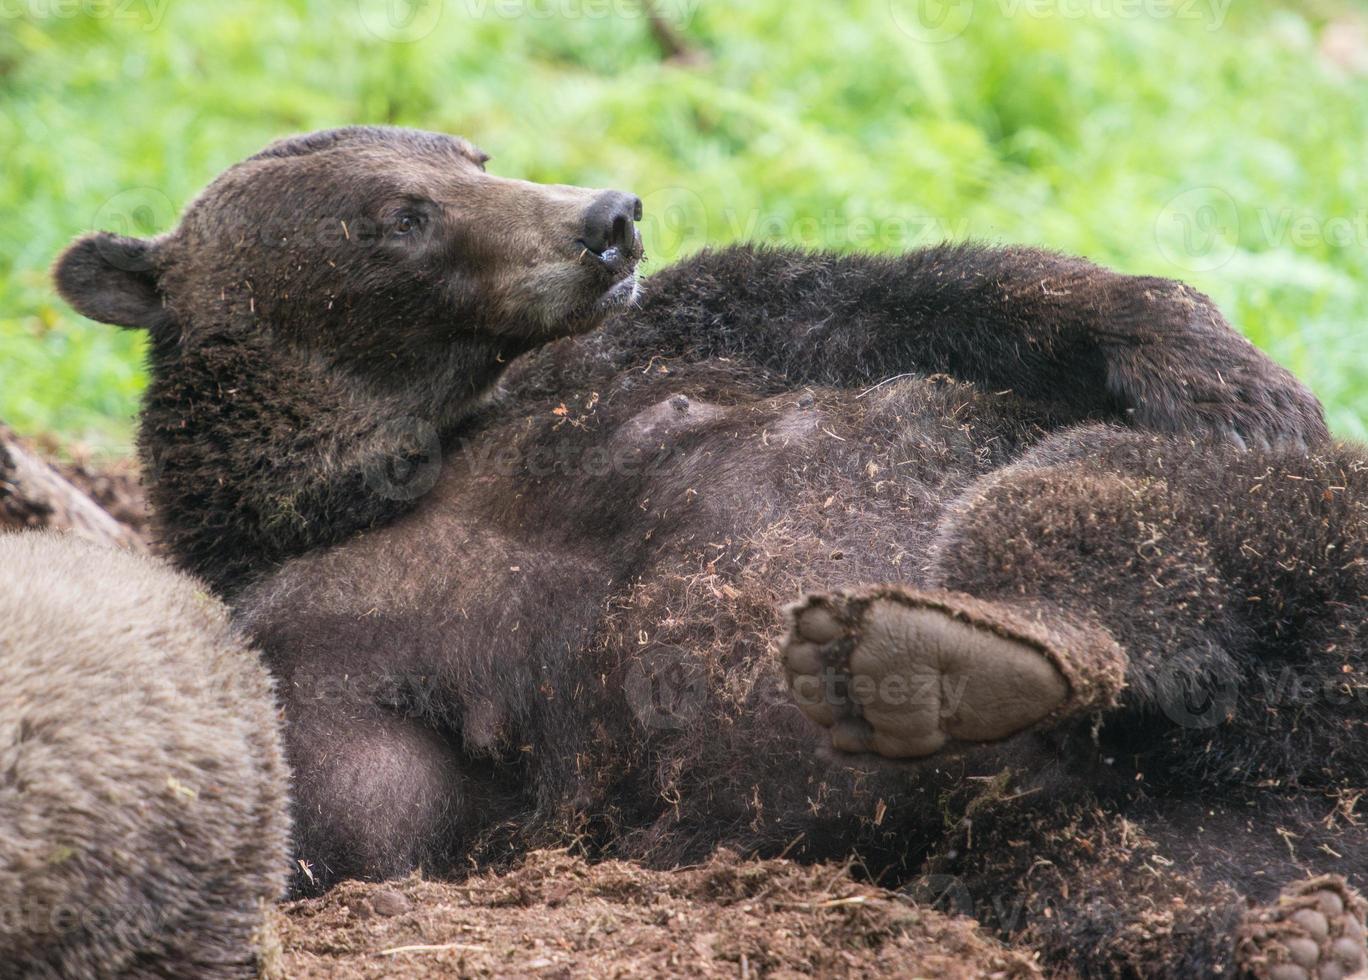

486,234,643,338
583,237,642,312
578,241,638,275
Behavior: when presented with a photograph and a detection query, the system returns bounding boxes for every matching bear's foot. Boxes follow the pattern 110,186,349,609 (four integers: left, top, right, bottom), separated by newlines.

1239,877,1368,980
779,587,1103,759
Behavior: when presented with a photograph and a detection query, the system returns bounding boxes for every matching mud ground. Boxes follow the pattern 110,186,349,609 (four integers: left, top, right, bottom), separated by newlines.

272,849,1039,979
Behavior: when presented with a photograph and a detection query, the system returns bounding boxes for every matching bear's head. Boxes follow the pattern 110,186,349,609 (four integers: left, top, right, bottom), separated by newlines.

55,126,642,375
50,127,645,593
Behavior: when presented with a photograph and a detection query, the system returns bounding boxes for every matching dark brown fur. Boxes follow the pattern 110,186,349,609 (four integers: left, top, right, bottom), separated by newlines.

54,127,643,595
53,127,1365,977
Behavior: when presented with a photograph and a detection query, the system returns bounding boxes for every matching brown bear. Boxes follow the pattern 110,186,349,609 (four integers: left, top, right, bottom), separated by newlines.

0,533,290,979
53,126,1367,978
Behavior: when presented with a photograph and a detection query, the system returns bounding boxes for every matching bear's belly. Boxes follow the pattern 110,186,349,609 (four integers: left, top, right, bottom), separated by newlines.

237,375,1042,692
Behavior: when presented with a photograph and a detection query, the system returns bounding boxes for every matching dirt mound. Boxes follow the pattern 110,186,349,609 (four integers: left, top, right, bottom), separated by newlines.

274,849,1039,979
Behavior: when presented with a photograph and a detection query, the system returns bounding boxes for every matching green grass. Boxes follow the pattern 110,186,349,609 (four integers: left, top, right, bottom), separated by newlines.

3,0,1366,451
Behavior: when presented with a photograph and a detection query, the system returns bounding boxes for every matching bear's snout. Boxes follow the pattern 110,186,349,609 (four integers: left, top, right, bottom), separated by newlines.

579,190,643,272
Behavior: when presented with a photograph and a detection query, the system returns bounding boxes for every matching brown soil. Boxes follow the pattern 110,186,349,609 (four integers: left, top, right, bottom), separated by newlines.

272,849,1040,979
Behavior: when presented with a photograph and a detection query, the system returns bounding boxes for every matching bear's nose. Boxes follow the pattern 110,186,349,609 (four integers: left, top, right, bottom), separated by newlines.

580,190,642,259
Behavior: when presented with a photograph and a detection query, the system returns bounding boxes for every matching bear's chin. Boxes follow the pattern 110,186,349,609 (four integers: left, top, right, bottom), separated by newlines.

598,273,640,309
520,273,640,338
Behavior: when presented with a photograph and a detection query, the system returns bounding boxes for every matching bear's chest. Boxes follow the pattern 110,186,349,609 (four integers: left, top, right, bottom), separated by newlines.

239,373,1044,684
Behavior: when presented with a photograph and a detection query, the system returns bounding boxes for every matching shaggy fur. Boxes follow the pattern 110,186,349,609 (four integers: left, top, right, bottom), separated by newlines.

0,533,290,979
52,127,1364,976
781,429,1368,975
53,126,643,596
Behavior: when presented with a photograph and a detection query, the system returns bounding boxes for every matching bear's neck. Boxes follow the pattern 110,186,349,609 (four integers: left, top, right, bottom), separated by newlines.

139,324,520,599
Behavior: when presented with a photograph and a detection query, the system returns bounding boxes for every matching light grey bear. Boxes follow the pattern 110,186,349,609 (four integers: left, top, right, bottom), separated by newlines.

0,533,290,979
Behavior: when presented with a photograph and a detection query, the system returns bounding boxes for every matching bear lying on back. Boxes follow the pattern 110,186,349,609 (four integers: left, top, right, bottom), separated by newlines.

55,127,1367,978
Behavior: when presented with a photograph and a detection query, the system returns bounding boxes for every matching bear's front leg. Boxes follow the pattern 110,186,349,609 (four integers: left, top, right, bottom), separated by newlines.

904,787,1367,978
625,245,1329,451
780,586,1126,761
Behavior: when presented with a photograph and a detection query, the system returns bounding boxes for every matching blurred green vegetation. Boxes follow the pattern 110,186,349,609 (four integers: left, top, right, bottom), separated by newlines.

2,0,1366,451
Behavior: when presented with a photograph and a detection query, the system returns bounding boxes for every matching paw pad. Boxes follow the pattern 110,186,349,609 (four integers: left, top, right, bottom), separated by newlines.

780,590,1069,759
1241,878,1367,980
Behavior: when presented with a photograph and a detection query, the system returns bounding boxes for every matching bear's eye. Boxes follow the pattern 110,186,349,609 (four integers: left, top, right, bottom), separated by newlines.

393,213,422,237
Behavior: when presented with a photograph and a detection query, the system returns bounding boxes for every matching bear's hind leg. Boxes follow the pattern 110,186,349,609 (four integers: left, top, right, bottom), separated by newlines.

285,706,463,895
923,795,1368,978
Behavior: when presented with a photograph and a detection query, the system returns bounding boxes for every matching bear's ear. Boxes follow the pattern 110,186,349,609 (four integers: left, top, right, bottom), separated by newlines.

53,232,171,332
